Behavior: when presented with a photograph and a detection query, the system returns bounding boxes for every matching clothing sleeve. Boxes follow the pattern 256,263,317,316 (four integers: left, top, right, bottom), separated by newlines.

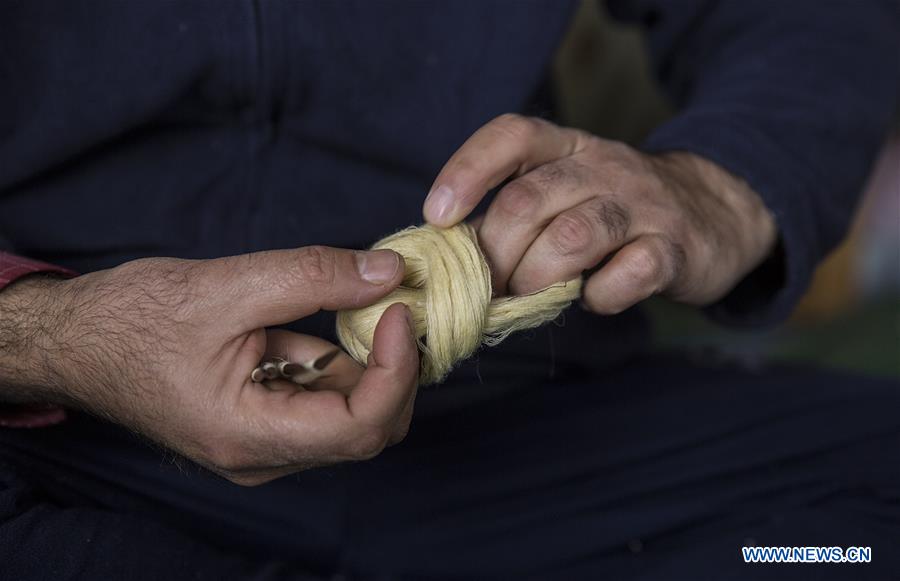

0,251,76,428
607,0,900,326
0,251,76,288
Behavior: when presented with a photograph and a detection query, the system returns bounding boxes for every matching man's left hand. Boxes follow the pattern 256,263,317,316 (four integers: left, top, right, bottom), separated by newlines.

423,114,777,314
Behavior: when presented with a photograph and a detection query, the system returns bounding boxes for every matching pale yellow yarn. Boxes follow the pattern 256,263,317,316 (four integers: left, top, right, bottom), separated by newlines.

336,223,583,385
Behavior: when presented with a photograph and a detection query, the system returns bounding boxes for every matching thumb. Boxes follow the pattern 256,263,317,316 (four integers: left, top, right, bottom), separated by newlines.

208,246,404,330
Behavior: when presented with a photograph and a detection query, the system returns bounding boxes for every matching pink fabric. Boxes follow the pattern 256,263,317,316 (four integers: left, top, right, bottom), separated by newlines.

0,251,75,286
0,251,76,428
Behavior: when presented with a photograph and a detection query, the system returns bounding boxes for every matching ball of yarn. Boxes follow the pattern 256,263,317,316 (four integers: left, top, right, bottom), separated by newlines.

336,223,582,385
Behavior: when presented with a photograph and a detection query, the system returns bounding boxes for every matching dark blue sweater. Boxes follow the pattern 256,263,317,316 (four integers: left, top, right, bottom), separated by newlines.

1,1,897,381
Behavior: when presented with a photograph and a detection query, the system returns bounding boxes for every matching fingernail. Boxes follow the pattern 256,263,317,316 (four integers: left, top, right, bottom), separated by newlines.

356,249,399,284
424,184,456,225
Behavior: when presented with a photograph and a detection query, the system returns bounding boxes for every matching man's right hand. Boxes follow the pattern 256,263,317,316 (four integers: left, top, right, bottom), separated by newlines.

0,247,418,486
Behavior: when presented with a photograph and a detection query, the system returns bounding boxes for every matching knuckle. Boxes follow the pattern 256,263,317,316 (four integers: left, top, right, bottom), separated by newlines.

624,245,665,288
582,288,622,316
495,179,543,220
492,113,540,141
549,211,596,257
294,245,336,287
591,198,631,243
530,158,584,190
666,240,688,278
584,277,638,316
494,112,523,125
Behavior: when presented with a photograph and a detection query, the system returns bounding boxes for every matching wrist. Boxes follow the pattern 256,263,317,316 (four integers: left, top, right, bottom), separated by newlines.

0,274,78,404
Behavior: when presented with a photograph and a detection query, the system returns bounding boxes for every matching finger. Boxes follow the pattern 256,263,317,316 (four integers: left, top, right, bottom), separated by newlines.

347,302,419,429
215,383,355,472
262,329,363,394
233,303,417,467
387,374,418,446
478,160,606,293
581,235,684,315
423,114,588,227
507,196,633,294
232,368,416,479
206,247,404,331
